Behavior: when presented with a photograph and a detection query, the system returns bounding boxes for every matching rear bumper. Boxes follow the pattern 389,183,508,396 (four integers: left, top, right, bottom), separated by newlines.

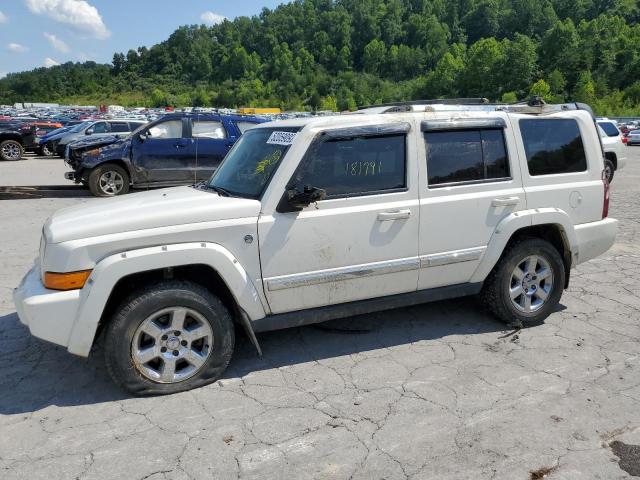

574,218,618,265
13,262,83,354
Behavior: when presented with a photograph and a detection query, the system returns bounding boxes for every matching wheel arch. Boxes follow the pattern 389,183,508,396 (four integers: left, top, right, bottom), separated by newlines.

471,208,576,288
88,159,132,182
0,133,25,145
66,242,267,356
604,151,617,169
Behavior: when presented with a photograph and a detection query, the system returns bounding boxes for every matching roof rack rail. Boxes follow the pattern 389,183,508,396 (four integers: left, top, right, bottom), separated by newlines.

354,97,595,118
357,98,490,110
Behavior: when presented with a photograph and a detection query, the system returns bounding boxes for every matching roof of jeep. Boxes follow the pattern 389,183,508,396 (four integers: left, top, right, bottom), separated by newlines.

257,109,509,131
257,100,595,131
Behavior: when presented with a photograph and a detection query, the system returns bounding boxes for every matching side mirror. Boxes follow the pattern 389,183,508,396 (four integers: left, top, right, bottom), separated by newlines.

85,129,92,135
277,185,327,213
138,132,148,142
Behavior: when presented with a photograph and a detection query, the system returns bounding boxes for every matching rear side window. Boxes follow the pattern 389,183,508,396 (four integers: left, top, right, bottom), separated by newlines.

193,120,227,139
292,134,406,198
236,121,259,133
598,121,619,137
425,129,510,187
110,122,129,133
520,119,587,176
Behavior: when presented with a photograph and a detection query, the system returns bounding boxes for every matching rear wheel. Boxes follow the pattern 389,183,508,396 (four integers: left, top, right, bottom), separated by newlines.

0,140,23,161
480,238,565,325
88,163,130,197
604,158,615,183
104,281,235,395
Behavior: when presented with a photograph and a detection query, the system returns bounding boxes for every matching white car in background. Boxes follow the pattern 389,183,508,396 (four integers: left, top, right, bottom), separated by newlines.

597,122,627,183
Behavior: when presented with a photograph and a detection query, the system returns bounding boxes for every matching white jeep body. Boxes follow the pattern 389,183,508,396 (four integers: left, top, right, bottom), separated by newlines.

14,102,618,357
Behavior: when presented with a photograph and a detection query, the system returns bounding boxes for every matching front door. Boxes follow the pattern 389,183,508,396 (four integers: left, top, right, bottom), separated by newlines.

132,118,194,184
417,116,526,289
258,124,420,314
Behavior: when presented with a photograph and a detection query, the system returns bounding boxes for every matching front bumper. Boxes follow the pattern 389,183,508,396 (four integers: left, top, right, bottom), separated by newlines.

574,217,618,265
13,262,82,351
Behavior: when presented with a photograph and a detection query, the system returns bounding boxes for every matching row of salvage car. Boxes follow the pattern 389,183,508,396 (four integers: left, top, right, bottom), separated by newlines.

48,113,267,196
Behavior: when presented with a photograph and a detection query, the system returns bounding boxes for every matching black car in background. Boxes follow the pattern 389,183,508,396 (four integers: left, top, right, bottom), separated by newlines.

0,122,37,161
65,113,267,196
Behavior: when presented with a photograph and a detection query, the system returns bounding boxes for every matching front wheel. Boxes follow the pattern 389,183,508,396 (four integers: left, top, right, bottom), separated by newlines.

104,281,235,395
88,163,130,197
0,140,23,161
480,238,565,326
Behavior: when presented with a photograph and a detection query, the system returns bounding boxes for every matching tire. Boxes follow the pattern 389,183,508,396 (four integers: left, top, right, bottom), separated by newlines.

0,140,24,161
104,281,235,396
88,163,130,197
480,237,565,326
41,143,54,157
604,158,615,183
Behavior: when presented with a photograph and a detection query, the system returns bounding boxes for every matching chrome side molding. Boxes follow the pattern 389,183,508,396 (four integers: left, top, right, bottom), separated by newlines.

420,247,486,268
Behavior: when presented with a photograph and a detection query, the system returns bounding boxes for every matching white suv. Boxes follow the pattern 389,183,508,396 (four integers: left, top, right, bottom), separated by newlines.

597,119,627,182
14,100,618,395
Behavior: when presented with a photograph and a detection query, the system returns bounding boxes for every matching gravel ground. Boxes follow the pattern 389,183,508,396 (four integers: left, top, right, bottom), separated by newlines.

0,149,639,480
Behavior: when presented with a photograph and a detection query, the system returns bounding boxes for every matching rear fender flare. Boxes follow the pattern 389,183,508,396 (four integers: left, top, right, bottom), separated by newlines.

66,242,266,356
470,208,577,283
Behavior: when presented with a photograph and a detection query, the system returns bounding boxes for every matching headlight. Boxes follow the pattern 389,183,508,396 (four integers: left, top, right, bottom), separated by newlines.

44,270,92,291
84,148,101,157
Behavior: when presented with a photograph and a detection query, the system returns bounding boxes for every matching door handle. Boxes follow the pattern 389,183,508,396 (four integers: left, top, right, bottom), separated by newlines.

377,210,411,221
491,196,520,207
174,142,186,149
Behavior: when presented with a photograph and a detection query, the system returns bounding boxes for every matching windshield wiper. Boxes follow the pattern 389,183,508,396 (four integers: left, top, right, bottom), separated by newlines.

207,184,233,197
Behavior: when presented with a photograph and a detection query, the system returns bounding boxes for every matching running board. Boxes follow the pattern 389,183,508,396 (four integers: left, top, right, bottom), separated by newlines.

252,282,483,333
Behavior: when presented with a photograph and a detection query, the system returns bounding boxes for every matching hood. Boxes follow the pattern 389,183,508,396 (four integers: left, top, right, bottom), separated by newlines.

58,132,81,146
71,135,123,150
45,186,261,244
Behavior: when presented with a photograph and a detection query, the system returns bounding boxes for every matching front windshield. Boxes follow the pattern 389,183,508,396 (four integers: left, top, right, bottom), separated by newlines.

70,121,91,133
208,127,300,198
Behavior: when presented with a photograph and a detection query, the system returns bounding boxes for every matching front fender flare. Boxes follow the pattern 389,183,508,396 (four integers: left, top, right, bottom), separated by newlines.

66,242,266,356
470,208,577,284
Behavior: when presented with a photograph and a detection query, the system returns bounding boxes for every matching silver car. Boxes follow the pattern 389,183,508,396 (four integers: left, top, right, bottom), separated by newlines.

626,129,640,146
54,120,146,157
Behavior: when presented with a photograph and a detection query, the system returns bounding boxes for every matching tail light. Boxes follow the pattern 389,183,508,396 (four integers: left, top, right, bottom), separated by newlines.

602,170,610,219
622,136,628,144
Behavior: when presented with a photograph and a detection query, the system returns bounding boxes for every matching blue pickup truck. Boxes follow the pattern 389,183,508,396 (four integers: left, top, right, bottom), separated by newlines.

65,113,267,196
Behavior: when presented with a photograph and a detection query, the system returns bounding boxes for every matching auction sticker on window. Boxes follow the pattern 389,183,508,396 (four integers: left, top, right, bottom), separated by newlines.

267,131,298,145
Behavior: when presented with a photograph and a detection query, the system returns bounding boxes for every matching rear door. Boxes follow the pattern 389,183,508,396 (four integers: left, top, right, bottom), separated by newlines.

417,115,526,289
131,117,194,184
191,117,233,181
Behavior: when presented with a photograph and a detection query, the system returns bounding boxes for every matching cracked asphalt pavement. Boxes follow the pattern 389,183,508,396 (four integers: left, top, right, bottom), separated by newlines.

1,151,640,479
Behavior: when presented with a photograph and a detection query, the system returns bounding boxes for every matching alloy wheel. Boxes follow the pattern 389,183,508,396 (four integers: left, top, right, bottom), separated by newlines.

1,142,21,160
509,255,554,313
131,307,214,383
98,170,125,195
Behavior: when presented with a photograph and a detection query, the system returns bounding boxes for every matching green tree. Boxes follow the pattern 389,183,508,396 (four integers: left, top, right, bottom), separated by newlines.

573,71,596,103
363,39,387,75
529,79,552,101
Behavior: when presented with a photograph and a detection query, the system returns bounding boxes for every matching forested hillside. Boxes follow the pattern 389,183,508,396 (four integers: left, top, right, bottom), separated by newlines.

1,0,640,114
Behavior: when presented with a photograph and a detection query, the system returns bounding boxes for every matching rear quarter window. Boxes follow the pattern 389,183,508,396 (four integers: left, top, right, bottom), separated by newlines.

520,118,587,176
597,121,620,137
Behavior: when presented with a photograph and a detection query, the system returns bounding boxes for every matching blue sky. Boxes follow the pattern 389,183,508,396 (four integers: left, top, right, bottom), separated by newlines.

0,0,288,77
